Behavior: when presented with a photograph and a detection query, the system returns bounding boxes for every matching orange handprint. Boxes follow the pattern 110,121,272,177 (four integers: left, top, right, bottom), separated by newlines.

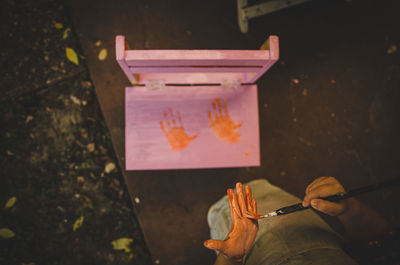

160,108,197,151
208,98,242,144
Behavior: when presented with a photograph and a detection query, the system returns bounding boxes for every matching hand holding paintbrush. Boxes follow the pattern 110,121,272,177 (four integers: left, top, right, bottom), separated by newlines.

246,176,400,220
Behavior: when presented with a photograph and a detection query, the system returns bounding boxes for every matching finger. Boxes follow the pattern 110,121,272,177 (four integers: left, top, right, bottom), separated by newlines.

223,99,228,115
216,98,223,114
208,110,214,124
303,183,343,207
252,199,257,215
310,198,346,216
230,188,242,217
227,189,238,219
307,177,339,194
245,186,253,212
212,100,220,119
305,176,329,194
168,108,174,119
177,111,182,125
236,182,247,215
189,134,198,141
234,121,243,129
204,239,225,251
159,121,166,133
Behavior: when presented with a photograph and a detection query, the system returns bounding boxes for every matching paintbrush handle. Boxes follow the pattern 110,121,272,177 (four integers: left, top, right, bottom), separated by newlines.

274,177,400,216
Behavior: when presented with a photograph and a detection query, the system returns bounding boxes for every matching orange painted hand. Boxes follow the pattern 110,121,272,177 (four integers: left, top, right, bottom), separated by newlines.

204,183,259,263
208,98,242,144
160,108,197,151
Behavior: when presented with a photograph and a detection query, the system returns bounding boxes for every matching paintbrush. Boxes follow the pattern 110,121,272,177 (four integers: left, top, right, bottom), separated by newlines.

246,177,400,219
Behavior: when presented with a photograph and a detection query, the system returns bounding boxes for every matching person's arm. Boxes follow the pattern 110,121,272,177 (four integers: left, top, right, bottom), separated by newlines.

302,176,392,240
204,183,259,265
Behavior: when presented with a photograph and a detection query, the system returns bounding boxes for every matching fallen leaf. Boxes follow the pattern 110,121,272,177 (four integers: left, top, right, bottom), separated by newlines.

105,162,116,173
87,143,95,152
7,150,14,156
0,228,15,238
55,22,63,29
302,88,308,96
25,115,34,123
111,238,133,252
73,216,84,231
94,40,102,47
98,48,107,61
387,45,397,54
63,28,70,39
70,95,81,105
4,197,17,209
66,47,79,65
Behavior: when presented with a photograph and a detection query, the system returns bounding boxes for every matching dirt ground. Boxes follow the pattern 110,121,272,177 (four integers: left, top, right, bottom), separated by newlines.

0,0,152,264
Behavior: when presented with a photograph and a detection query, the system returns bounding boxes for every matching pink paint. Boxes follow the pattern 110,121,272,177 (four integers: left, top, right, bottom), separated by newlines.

116,35,279,170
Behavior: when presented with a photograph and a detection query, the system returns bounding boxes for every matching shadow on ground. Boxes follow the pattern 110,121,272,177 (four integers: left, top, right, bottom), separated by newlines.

0,0,152,264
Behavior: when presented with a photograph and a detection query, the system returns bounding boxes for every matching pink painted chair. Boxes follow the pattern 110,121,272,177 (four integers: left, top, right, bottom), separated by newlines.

116,35,279,170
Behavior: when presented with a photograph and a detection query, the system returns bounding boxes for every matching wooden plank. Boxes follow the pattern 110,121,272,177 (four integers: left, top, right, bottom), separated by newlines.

137,73,250,84
124,50,271,66
125,85,260,170
129,66,261,74
247,35,279,83
115,35,137,84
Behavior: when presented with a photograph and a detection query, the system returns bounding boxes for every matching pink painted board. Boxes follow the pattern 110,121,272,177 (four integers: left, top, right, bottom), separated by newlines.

115,35,279,85
125,85,260,170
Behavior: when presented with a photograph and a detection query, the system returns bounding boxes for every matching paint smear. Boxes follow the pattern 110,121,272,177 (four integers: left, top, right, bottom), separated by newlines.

245,151,251,156
208,98,242,144
160,108,197,151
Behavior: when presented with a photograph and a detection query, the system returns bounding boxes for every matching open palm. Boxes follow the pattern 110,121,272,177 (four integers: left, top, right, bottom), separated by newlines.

204,183,258,263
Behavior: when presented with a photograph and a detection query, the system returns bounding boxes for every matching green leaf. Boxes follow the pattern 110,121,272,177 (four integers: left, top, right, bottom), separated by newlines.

111,238,133,252
4,196,17,209
73,216,84,231
0,228,16,238
66,47,79,65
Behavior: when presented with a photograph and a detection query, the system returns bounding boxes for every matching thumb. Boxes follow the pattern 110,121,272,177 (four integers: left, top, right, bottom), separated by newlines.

204,239,225,251
310,199,346,216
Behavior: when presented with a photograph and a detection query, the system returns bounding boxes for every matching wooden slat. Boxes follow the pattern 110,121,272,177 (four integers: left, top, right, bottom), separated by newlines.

124,50,271,66
137,73,250,84
129,66,261,74
116,35,137,84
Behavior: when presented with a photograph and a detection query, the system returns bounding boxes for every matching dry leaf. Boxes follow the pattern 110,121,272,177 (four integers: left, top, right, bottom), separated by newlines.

73,216,84,231
104,162,116,173
111,238,133,252
0,228,16,238
55,22,63,29
87,143,95,152
25,115,34,123
302,88,308,96
94,40,102,47
66,47,79,65
70,95,81,105
63,28,70,39
98,49,107,61
4,197,17,209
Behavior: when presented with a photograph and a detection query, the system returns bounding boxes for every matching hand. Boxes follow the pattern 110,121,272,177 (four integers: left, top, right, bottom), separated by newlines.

302,176,349,216
208,98,242,144
204,183,258,263
159,108,197,151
